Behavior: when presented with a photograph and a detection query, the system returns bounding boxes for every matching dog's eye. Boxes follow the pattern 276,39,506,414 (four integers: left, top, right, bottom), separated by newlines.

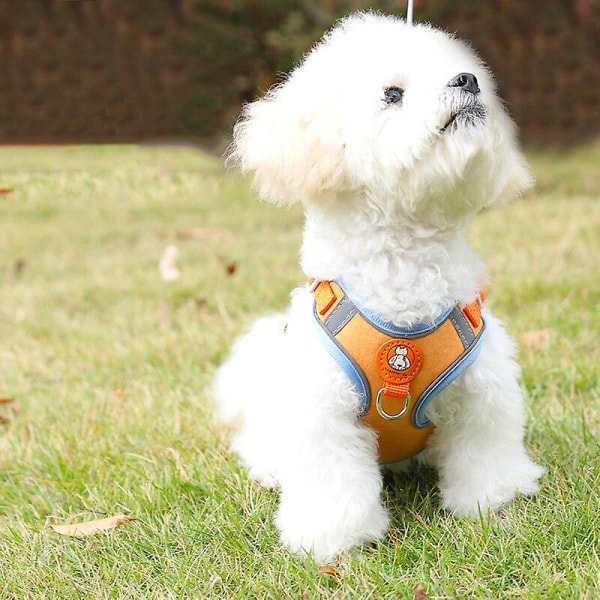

383,86,404,105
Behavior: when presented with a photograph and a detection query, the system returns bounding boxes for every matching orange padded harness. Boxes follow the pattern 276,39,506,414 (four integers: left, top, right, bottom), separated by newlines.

311,280,485,463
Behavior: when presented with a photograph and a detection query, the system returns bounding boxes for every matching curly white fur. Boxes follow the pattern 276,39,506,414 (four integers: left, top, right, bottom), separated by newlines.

213,12,544,563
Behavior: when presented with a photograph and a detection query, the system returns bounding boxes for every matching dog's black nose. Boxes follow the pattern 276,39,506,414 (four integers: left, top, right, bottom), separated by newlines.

447,72,480,95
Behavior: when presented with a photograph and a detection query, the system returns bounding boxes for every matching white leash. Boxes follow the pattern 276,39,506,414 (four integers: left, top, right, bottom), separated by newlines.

406,0,414,25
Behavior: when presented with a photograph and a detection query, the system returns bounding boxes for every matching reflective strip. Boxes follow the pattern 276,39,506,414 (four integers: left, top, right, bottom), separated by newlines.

324,295,358,336
448,305,476,349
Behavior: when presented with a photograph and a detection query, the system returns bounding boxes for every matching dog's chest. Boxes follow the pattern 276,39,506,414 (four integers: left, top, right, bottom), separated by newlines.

310,280,485,463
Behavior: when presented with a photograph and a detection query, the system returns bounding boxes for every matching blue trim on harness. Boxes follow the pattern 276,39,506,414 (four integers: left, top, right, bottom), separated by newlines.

313,303,370,405
347,294,456,339
313,282,485,427
412,328,484,427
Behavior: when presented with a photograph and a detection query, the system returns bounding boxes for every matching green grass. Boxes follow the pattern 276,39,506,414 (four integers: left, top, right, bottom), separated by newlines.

0,143,598,599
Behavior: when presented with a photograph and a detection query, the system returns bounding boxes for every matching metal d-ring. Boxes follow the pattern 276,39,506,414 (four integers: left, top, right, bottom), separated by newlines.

376,388,411,420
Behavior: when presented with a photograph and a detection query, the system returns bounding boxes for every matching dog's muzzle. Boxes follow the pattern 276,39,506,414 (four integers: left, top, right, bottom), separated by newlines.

442,72,487,132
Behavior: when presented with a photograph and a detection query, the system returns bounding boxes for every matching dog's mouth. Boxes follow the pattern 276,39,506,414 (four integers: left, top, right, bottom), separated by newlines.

441,102,487,133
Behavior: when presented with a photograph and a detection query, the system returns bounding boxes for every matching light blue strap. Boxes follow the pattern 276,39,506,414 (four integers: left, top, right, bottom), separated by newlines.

313,304,371,413
412,324,486,427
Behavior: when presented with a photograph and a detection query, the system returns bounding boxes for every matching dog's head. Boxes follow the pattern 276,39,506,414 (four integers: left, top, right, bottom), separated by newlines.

228,12,532,227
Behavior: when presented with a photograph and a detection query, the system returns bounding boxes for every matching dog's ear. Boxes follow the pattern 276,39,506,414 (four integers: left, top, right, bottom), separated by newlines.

494,149,534,206
226,87,347,206
490,109,534,206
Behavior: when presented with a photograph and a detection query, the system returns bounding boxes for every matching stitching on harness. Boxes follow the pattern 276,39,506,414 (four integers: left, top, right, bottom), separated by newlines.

449,311,469,347
331,306,357,335
325,297,356,335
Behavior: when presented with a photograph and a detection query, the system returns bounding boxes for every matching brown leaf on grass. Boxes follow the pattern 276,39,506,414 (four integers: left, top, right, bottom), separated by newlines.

50,514,134,537
0,188,13,195
14,258,26,276
216,254,239,277
413,583,430,600
521,328,550,351
318,565,340,579
0,398,19,424
224,261,238,276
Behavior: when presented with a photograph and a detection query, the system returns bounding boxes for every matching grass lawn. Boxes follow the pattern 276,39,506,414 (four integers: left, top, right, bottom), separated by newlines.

0,143,598,599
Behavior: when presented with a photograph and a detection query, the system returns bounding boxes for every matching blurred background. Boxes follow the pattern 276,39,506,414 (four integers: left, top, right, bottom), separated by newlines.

1,0,599,149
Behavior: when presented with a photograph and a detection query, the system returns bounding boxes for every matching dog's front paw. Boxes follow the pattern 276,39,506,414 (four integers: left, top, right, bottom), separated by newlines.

248,469,278,490
275,497,389,563
441,458,545,517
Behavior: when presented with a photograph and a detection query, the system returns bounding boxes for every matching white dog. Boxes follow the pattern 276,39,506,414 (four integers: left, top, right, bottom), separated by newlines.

213,12,544,563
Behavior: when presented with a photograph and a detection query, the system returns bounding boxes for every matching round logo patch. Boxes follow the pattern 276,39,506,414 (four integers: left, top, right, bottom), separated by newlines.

376,339,422,384
387,344,414,371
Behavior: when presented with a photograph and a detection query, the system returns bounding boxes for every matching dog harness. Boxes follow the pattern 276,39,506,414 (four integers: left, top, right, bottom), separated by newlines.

311,280,486,463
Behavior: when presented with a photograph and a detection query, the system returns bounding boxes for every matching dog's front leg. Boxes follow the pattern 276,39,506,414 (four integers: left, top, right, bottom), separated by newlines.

425,309,545,517
274,385,389,563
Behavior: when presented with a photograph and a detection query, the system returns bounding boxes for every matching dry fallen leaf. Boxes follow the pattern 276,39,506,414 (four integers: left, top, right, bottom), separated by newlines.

413,583,430,600
318,565,340,579
14,258,26,276
224,261,238,276
50,514,134,537
0,188,14,195
521,328,550,351
0,398,19,424
159,245,180,282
